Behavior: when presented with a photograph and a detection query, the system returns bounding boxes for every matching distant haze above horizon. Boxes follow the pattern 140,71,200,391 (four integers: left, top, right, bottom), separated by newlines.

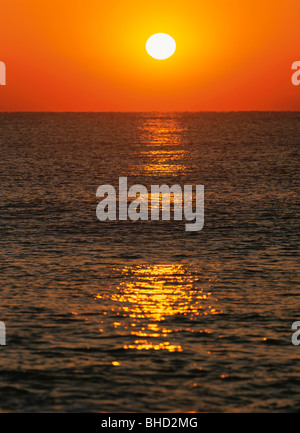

1,0,299,111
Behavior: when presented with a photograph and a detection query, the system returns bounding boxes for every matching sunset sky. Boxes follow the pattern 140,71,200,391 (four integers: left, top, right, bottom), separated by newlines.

0,0,299,111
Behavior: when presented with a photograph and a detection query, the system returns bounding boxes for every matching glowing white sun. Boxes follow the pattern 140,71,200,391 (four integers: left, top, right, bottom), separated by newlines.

146,33,176,60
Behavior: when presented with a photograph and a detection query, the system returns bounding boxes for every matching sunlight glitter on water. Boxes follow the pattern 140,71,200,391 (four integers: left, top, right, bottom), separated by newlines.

96,264,221,352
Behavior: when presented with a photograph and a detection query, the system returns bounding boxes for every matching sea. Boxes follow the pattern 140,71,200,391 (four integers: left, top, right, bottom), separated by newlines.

0,112,299,412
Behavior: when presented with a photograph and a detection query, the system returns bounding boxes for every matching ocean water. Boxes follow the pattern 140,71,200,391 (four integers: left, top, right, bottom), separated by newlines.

0,112,299,412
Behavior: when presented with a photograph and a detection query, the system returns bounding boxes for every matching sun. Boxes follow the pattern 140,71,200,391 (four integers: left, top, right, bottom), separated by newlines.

146,33,176,60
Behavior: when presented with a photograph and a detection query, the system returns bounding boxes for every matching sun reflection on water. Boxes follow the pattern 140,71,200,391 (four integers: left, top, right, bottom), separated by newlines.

96,264,221,352
130,116,195,176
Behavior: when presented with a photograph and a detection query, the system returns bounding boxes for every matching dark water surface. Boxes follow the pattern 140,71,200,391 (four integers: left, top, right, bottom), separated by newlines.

0,113,299,412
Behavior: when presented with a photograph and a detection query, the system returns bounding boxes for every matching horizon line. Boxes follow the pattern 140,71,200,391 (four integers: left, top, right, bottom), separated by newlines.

0,110,300,114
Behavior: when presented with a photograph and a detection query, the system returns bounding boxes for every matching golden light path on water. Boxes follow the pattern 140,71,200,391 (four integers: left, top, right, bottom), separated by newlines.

96,264,221,353
130,116,195,176
94,116,216,353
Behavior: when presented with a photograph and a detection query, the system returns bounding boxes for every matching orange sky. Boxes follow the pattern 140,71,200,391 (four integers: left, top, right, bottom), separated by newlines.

0,0,299,111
